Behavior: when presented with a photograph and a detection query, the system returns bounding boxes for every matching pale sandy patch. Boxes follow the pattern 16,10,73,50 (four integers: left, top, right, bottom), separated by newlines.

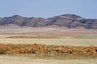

0,55,97,64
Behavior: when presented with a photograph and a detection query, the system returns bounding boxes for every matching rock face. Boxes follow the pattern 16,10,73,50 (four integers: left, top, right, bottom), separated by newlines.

0,14,97,29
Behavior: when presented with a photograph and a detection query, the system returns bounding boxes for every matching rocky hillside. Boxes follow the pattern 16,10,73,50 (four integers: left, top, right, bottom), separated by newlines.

0,14,97,29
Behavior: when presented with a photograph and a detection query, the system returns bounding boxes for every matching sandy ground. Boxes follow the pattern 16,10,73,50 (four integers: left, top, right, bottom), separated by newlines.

0,55,97,64
0,27,97,35
0,38,97,46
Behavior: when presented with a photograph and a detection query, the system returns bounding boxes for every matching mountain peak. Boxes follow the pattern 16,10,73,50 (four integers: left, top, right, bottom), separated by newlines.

61,14,82,18
12,15,22,18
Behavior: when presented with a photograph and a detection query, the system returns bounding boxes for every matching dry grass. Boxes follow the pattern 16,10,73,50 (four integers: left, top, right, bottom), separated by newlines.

0,35,97,46
0,28,97,64
1,55,97,64
6,35,59,39
0,34,97,64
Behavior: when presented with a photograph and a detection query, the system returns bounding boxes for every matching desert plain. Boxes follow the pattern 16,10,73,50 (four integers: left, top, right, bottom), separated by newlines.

0,27,97,64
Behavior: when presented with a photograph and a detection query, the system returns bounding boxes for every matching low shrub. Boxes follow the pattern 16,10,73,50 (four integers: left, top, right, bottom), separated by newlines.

0,44,97,56
0,48,6,54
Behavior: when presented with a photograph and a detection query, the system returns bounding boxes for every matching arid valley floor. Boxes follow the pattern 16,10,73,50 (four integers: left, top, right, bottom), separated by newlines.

0,27,97,64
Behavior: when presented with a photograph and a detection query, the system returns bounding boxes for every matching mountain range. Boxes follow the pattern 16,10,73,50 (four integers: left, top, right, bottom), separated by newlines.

0,14,97,29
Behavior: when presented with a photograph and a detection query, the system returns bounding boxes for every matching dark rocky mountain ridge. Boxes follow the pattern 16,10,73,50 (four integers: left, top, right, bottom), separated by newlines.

0,14,97,29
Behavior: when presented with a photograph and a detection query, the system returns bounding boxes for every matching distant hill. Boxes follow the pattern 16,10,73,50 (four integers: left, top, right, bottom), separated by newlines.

0,14,97,29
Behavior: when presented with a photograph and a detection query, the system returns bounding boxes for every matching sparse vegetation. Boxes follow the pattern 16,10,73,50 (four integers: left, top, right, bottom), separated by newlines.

0,44,97,57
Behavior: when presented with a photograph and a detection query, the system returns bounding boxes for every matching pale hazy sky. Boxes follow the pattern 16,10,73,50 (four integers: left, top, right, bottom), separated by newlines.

0,0,97,19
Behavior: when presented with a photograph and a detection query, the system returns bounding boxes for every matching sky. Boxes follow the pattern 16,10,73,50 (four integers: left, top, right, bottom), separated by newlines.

0,0,97,19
